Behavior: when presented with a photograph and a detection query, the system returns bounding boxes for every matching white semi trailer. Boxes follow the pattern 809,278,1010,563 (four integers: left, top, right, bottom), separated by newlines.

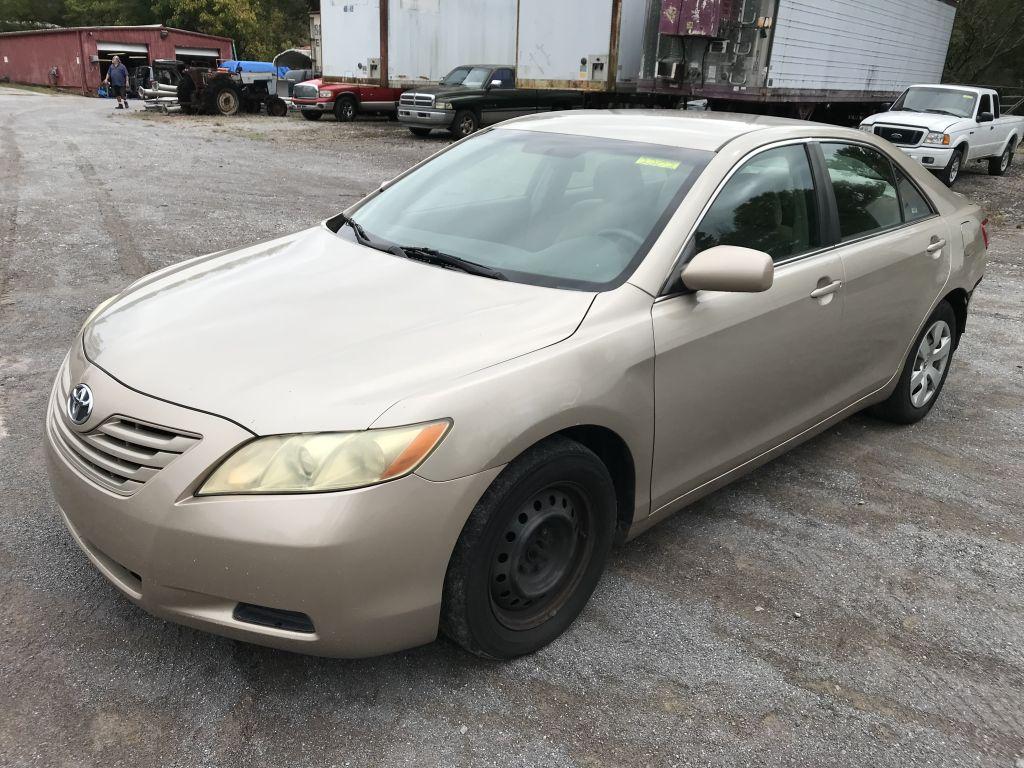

321,0,958,120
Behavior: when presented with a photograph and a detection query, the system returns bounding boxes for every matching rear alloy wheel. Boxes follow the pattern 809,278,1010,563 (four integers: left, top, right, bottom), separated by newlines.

869,301,957,424
938,147,963,187
449,109,478,139
989,140,1016,176
441,437,616,659
334,96,357,122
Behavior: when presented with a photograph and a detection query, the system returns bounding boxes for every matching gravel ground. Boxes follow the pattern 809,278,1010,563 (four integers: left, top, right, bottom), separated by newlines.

1,89,1022,768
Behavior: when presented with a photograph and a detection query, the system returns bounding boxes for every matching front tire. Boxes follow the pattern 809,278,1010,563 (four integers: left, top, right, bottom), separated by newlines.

937,146,964,187
334,96,357,122
989,140,1016,176
449,109,479,139
441,437,616,659
300,110,323,121
869,301,957,424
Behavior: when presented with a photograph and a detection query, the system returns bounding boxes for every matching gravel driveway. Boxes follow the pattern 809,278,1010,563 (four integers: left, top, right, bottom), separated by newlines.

1,88,1022,768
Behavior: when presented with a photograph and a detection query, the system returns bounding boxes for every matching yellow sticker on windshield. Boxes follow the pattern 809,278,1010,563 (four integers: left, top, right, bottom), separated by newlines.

636,156,680,170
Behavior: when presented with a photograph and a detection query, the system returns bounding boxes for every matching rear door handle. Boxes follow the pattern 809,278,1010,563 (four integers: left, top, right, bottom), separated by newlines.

927,239,946,254
810,280,842,299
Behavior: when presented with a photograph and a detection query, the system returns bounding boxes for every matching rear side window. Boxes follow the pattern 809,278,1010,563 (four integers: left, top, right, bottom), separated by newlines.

822,143,901,240
694,144,820,263
895,170,933,223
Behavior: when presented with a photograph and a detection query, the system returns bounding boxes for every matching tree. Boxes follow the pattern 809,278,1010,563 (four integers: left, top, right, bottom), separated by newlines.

944,0,1024,85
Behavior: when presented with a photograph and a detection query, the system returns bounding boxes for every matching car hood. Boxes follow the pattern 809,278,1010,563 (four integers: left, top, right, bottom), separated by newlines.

862,110,965,133
84,227,595,435
406,85,485,99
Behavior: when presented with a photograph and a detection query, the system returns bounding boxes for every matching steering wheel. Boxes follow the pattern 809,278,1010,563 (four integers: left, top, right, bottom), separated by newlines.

596,228,644,247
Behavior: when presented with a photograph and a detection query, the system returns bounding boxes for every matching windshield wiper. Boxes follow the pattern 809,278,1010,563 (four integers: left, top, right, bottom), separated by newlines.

391,245,508,280
332,212,401,257
924,108,958,117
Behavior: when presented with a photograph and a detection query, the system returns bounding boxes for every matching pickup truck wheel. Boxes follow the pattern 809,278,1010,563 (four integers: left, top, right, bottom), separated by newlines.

989,140,1016,176
301,110,322,121
441,436,615,659
869,301,957,424
938,146,963,187
408,127,432,137
334,96,357,122
450,109,478,138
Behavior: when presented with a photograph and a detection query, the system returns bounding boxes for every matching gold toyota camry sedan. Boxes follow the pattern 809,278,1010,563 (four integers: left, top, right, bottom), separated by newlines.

46,112,988,658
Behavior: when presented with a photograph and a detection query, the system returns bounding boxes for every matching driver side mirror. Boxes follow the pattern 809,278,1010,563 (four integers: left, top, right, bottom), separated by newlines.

978,111,994,123
681,246,774,293
488,79,503,89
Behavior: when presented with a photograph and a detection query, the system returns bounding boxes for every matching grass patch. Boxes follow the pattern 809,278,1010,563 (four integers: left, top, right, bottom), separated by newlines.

0,82,75,96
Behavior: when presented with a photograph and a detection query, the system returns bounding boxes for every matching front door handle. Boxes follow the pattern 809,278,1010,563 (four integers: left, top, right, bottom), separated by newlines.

926,238,946,254
810,280,842,299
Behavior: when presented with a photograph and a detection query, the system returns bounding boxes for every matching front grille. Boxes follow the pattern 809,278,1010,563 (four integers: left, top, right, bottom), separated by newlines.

400,92,434,108
292,83,318,99
874,125,924,146
48,376,200,496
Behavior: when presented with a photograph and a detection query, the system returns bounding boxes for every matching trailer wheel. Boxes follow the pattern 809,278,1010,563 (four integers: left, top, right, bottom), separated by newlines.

267,98,288,117
450,109,478,138
334,96,357,122
210,85,242,116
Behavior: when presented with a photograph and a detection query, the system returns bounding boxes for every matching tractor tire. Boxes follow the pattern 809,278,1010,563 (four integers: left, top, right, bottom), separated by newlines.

267,97,288,117
209,85,242,116
301,110,323,121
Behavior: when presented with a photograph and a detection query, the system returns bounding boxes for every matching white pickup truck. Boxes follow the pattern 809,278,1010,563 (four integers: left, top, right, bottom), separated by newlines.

860,85,1023,186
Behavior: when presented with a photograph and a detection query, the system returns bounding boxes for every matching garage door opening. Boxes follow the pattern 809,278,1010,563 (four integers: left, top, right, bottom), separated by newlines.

97,42,149,98
174,47,222,67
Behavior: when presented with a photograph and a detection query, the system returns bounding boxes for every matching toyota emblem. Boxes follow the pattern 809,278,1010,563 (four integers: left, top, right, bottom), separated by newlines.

67,383,94,425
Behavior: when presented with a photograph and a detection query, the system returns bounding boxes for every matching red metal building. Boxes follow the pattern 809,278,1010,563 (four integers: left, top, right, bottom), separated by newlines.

0,25,234,95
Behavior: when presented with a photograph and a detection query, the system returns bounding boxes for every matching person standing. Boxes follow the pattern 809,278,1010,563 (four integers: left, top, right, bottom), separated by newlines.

104,56,130,110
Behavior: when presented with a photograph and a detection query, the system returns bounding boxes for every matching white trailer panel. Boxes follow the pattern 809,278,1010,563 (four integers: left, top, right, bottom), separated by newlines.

322,0,380,81
768,0,956,93
387,0,516,86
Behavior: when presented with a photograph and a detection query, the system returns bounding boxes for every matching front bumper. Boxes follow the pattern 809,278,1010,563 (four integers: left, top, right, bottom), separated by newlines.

898,144,955,169
293,98,335,112
398,107,452,128
45,344,499,657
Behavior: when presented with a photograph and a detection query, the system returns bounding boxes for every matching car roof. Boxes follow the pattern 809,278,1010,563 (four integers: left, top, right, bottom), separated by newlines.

498,110,851,153
906,83,993,96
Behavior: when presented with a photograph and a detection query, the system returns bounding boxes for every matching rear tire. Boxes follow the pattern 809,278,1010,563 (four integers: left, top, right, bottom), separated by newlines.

441,436,616,659
301,111,323,121
869,301,957,424
937,146,963,187
449,109,479,139
988,140,1016,176
408,127,432,137
334,96,357,122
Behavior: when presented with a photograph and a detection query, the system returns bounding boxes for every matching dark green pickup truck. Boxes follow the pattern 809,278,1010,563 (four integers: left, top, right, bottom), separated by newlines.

397,64,585,138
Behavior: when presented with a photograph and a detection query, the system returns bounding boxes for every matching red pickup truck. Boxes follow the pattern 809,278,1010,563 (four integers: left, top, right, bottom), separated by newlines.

291,79,405,122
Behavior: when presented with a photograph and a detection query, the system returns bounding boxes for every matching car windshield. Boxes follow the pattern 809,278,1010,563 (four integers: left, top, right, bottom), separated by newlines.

440,66,471,86
892,87,978,118
347,129,711,290
458,67,493,89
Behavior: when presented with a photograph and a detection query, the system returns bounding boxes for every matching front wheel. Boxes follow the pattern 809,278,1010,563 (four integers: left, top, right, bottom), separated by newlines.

441,437,616,659
300,110,322,121
334,96,357,122
937,146,963,187
449,109,478,139
989,140,1016,176
267,97,288,117
869,301,957,424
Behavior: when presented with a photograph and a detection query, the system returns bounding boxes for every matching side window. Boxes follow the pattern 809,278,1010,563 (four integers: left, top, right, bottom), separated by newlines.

694,144,820,263
821,143,901,240
895,170,933,223
978,93,992,117
492,68,514,89
993,93,1001,119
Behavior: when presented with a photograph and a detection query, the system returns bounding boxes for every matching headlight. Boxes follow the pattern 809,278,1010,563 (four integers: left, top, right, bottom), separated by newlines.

318,90,332,98
197,420,451,495
924,132,951,146
859,123,874,133
436,100,453,110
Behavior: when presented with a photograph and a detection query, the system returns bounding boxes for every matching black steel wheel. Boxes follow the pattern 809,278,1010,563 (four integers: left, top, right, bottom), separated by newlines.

267,97,288,117
441,436,616,659
301,110,323,121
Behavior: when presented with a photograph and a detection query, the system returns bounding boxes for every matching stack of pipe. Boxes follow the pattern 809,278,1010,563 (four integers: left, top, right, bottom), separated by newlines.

141,83,181,113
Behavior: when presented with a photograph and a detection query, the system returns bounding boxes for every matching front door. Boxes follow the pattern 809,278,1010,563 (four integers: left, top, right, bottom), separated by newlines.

650,143,847,512
479,68,534,126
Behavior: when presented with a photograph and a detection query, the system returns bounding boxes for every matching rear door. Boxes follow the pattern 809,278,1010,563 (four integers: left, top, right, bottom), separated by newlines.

651,142,847,511
817,141,951,403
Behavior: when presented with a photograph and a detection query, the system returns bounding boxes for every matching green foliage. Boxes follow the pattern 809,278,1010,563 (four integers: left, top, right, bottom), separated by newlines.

944,0,1024,86
0,0,314,59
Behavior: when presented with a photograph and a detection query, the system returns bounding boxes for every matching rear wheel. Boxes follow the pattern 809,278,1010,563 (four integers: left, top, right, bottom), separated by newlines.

449,109,478,139
989,140,1016,176
441,437,616,659
334,96,357,122
408,127,432,137
301,111,323,121
937,146,963,187
869,301,957,424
